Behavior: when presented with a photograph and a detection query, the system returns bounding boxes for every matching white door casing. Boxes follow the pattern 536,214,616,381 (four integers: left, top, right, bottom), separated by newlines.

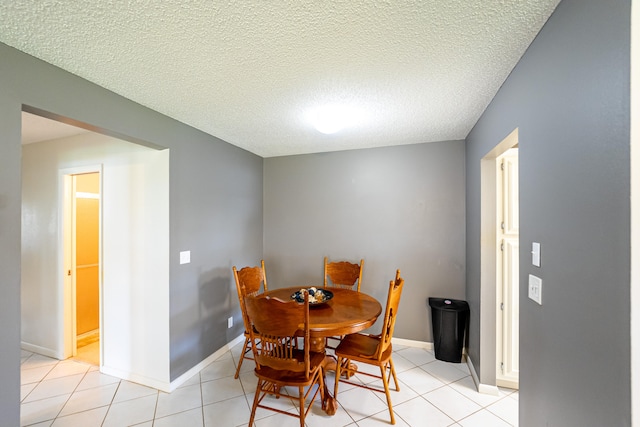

496,149,519,389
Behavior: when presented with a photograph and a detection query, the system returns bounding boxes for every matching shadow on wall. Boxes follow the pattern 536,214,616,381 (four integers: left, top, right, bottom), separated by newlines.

170,267,234,379
200,267,238,346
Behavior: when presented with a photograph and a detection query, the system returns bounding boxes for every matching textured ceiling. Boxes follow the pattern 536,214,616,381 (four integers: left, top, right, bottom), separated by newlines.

2,1,560,157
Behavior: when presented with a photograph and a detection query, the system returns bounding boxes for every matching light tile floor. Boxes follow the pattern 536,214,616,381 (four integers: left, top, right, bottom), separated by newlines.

20,342,518,426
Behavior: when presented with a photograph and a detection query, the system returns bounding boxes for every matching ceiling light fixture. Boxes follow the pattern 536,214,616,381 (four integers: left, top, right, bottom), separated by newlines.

309,104,363,134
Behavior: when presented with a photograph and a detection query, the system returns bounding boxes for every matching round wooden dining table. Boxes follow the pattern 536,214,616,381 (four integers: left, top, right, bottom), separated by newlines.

261,286,382,415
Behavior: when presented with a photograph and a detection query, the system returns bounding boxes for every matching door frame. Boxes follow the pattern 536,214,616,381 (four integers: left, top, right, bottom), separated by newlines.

479,128,518,392
60,165,103,361
496,148,519,389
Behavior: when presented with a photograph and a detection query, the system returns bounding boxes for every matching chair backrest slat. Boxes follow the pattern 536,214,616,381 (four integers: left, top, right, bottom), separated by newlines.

324,257,364,292
375,270,404,360
233,261,268,334
245,294,311,377
234,260,268,296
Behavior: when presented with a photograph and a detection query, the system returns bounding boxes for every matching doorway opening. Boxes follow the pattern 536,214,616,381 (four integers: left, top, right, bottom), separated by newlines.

479,128,519,391
496,148,519,389
60,166,103,366
21,109,171,388
67,172,101,366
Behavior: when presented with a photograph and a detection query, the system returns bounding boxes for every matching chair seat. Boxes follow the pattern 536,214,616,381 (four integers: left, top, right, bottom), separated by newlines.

333,270,404,425
245,294,327,427
255,351,325,385
335,333,393,362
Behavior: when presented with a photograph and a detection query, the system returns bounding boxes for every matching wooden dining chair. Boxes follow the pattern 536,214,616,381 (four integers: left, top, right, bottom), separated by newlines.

324,256,364,292
244,292,326,427
324,257,365,350
232,260,268,379
333,270,404,425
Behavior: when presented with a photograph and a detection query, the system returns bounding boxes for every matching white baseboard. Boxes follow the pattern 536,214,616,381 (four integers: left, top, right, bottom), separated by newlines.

168,334,245,392
21,342,62,360
23,335,245,393
102,334,243,393
167,335,426,392
171,336,426,393
100,365,172,393
26,334,503,397
392,337,434,350
466,356,500,396
394,341,501,397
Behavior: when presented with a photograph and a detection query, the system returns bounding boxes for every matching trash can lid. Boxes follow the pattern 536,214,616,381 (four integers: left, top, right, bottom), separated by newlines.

428,297,469,311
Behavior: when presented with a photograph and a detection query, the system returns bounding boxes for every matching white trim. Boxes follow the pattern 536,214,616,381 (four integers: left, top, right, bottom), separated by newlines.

167,336,430,393
101,365,171,393
479,128,519,388
394,338,502,395
21,342,61,360
467,356,500,396
24,332,503,396
168,334,245,392
392,337,433,350
102,334,245,392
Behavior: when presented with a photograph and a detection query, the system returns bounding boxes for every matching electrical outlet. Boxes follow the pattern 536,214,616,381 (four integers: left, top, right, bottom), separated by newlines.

528,274,542,305
228,317,233,328
179,251,191,264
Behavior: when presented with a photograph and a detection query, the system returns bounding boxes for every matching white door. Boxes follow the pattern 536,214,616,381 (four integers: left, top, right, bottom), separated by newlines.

497,148,519,389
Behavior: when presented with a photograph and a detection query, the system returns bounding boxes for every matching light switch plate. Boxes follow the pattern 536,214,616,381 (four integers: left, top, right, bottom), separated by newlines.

532,242,541,267
528,274,542,305
179,251,191,264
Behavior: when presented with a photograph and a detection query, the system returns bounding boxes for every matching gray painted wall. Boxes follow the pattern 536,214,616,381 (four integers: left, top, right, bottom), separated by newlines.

2,0,633,424
264,141,465,341
0,42,263,425
465,0,630,425
0,70,22,427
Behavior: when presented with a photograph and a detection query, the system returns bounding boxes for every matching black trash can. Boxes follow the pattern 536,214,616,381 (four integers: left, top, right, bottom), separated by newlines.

428,297,469,363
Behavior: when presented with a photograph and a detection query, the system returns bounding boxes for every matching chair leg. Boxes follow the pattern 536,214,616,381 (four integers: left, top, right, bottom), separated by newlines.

388,358,400,391
338,358,350,379
248,378,262,427
234,337,250,379
299,385,305,427
379,364,396,425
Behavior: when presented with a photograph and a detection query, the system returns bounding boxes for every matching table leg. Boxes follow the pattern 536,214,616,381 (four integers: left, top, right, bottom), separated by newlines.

309,337,338,415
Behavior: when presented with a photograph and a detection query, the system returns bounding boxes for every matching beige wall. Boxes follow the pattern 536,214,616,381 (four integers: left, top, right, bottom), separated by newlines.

21,132,171,390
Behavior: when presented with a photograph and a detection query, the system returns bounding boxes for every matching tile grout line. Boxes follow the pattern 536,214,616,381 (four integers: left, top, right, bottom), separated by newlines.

199,372,205,427
21,345,517,426
53,362,93,423
99,377,122,427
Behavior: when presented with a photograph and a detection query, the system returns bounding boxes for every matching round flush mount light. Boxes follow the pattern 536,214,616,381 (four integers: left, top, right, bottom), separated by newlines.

308,104,362,134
